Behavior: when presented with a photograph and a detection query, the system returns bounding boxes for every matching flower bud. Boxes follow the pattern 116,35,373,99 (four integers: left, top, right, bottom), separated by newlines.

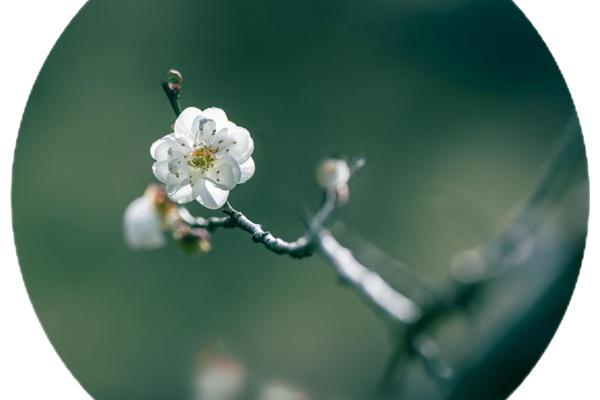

123,186,166,250
166,68,183,91
173,225,212,255
315,158,351,191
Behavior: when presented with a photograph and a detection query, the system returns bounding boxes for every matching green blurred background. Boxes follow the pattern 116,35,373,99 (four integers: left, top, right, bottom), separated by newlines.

12,0,585,399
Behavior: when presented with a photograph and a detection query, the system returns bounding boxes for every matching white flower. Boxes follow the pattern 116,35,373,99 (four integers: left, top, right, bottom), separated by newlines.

151,107,255,209
259,383,310,400
123,187,165,250
315,158,350,190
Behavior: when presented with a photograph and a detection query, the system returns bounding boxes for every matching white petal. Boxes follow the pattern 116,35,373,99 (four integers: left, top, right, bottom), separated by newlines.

206,126,227,147
153,160,187,186
215,126,254,163
152,161,170,183
166,179,187,195
174,107,202,142
150,134,189,161
205,155,241,190
238,157,255,184
168,183,195,204
201,107,228,127
167,155,187,173
196,180,230,209
123,196,165,250
200,119,218,145
150,134,171,161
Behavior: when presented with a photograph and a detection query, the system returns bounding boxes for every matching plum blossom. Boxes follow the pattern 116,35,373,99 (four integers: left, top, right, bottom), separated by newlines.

151,107,255,209
123,185,165,250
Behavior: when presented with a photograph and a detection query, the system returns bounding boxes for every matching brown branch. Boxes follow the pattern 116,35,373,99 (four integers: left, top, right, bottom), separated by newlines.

175,158,364,259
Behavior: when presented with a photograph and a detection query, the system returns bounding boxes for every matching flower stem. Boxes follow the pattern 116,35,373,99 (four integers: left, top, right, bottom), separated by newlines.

161,80,182,117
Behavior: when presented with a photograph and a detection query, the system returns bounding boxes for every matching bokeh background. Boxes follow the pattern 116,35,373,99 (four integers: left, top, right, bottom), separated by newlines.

12,0,587,399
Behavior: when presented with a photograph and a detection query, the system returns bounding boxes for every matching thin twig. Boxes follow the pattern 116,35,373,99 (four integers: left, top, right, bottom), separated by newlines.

177,207,229,231
178,205,313,257
174,191,337,259
222,202,314,258
175,160,364,259
378,116,584,393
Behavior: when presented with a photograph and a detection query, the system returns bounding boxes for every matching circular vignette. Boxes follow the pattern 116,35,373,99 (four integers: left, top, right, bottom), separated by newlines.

12,1,588,399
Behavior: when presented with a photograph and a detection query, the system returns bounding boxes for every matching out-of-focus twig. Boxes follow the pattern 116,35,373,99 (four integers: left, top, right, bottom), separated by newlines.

378,116,585,394
314,229,422,324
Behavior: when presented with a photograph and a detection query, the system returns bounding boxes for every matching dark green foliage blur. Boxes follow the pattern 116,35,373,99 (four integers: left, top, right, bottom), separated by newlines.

12,0,585,399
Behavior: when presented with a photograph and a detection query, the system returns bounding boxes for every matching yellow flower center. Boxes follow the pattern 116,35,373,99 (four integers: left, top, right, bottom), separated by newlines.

188,146,215,171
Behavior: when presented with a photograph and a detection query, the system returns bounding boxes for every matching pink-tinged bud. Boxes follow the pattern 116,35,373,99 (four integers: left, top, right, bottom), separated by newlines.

173,225,212,255
335,183,350,204
315,158,351,191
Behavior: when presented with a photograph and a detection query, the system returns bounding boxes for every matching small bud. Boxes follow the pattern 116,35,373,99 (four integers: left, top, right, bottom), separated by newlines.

199,239,212,253
315,158,351,191
173,225,212,255
166,68,183,91
351,156,366,171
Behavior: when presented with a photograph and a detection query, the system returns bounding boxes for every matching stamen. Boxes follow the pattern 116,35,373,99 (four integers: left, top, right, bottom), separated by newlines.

187,145,216,171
